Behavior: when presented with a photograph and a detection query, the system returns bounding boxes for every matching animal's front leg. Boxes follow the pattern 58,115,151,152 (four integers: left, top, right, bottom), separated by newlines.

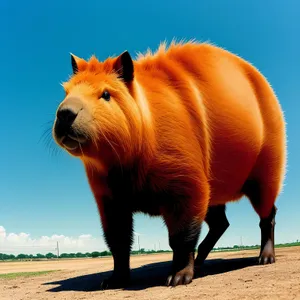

99,196,133,290
163,206,203,287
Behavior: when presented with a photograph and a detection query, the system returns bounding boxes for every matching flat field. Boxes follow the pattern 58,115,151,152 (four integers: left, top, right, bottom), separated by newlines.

1,246,300,300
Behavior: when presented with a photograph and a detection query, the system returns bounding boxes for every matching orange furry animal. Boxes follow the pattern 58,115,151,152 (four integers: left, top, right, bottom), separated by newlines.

52,40,286,289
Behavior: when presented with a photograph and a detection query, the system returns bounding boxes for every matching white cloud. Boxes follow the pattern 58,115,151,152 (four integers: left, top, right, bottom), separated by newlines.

0,226,174,256
0,226,6,239
0,226,108,255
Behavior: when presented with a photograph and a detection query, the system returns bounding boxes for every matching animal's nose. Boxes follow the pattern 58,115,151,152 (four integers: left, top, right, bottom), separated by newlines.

56,108,78,126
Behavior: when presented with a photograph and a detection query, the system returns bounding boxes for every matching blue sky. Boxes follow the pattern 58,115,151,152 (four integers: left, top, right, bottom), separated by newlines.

0,0,299,254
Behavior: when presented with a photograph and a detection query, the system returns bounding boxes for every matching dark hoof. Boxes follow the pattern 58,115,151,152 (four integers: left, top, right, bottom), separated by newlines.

259,254,275,265
100,274,130,290
259,240,276,265
166,267,194,287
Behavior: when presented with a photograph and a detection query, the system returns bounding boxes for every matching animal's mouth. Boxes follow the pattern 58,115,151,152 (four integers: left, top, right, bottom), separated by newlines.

61,135,79,151
60,132,87,152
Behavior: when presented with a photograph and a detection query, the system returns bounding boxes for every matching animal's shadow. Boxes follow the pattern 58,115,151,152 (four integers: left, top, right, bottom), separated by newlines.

44,256,259,292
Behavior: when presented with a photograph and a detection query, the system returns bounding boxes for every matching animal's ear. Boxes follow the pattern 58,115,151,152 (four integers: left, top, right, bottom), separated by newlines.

113,51,134,83
70,53,85,74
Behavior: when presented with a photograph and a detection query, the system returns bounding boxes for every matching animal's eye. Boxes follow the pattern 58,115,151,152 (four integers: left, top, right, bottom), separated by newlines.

101,90,111,101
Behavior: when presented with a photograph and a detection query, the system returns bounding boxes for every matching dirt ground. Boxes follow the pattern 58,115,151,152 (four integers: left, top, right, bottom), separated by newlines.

1,246,300,300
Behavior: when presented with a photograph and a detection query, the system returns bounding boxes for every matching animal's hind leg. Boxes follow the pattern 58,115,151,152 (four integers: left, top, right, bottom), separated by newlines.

194,205,230,267
242,179,278,264
259,205,277,264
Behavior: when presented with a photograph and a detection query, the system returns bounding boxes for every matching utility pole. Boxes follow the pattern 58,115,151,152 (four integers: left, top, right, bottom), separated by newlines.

138,235,140,253
56,241,59,259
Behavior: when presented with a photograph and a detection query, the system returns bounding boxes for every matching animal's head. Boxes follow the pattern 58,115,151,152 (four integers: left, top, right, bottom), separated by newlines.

52,51,143,169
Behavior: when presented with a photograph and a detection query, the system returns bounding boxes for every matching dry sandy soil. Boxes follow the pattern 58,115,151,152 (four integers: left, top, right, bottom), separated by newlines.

1,246,300,300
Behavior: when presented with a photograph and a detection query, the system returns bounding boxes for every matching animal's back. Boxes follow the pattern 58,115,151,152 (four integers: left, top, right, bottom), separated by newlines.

134,42,286,212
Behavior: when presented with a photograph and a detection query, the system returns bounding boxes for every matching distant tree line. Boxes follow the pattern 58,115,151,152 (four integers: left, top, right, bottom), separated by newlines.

0,248,172,261
0,241,299,261
212,240,300,252
0,252,58,260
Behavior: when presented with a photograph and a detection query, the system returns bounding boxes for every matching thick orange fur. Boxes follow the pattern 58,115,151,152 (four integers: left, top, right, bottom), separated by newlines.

53,40,286,287
61,41,286,218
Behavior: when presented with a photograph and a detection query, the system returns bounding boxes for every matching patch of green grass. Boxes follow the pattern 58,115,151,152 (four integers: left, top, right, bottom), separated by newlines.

0,270,58,280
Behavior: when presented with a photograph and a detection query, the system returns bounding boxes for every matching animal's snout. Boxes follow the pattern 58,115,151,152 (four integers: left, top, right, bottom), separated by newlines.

54,96,85,144
56,96,83,126
53,96,88,152
57,108,78,127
